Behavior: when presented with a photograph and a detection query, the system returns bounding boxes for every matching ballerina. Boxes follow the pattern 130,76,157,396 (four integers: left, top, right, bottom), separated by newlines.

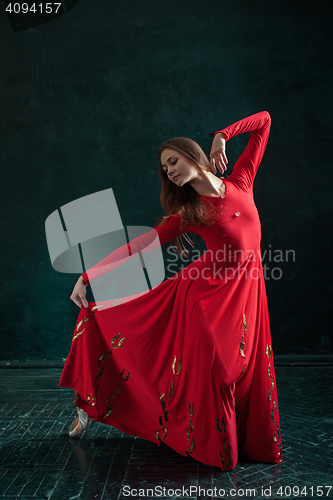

60,110,283,471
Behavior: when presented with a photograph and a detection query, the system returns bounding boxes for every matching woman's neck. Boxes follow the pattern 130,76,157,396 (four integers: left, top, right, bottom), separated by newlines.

189,171,226,197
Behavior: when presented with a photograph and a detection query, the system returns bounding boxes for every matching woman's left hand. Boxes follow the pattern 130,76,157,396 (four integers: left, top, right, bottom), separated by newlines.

209,133,228,174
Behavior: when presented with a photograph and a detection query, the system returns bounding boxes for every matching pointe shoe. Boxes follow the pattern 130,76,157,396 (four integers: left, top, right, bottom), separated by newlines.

68,407,95,437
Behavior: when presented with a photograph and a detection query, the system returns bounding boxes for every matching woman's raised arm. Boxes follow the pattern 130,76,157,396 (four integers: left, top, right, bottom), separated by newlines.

211,111,271,191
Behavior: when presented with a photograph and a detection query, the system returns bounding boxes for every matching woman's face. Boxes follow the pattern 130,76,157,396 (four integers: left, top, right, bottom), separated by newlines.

160,148,198,187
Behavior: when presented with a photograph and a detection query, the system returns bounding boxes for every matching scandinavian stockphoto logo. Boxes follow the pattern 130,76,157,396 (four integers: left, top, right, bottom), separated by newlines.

45,188,165,310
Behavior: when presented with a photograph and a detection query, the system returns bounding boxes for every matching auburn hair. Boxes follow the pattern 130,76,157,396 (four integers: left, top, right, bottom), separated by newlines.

154,137,222,256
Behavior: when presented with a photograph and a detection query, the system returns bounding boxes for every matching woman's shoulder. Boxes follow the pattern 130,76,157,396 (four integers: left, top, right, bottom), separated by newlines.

154,211,181,229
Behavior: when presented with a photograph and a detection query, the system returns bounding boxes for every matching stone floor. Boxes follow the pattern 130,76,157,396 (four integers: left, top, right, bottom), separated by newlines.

0,366,332,499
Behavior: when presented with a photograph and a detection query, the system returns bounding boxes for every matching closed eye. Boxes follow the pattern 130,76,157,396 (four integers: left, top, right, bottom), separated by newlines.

162,158,177,172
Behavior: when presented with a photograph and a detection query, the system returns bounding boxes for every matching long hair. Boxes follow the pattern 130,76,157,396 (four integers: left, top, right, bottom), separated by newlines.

154,137,222,256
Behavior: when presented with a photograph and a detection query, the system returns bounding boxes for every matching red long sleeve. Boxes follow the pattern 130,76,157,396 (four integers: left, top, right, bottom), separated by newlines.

215,111,271,191
81,213,186,285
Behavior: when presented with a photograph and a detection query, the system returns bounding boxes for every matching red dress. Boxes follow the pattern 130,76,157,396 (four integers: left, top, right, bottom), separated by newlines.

59,111,283,471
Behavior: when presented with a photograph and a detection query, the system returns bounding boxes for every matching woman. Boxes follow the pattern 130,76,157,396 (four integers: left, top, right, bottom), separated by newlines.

59,111,283,471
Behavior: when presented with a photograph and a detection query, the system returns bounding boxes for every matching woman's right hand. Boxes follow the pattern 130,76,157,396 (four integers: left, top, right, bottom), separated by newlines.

70,276,89,308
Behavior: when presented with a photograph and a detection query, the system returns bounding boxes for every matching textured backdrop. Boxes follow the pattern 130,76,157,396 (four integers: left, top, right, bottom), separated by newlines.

0,0,332,359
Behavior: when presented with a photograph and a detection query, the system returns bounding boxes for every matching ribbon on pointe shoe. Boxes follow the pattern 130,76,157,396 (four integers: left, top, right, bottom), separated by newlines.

68,407,95,437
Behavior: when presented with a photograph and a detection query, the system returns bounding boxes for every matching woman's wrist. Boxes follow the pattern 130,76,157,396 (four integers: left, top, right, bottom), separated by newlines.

214,131,226,140
80,275,88,286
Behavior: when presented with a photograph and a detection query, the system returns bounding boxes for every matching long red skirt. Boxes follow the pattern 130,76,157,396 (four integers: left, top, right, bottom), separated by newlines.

59,251,283,471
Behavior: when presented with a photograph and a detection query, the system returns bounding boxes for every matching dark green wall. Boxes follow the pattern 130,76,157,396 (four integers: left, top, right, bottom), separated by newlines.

0,0,332,360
